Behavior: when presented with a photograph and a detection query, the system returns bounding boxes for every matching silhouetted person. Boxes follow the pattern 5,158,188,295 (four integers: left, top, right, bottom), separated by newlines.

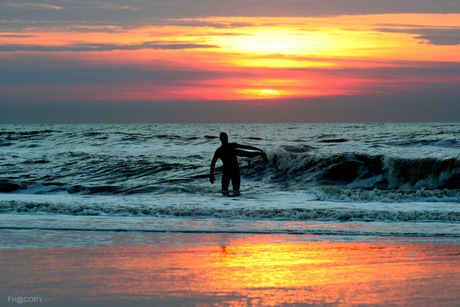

210,132,266,195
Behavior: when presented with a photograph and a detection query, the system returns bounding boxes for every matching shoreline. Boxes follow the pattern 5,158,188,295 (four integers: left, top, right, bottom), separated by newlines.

1,214,459,243
1,229,460,306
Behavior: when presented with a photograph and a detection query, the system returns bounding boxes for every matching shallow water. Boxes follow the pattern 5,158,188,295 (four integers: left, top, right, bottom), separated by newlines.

0,123,459,238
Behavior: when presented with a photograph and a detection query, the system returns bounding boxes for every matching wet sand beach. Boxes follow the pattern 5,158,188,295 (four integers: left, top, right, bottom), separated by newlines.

1,230,459,306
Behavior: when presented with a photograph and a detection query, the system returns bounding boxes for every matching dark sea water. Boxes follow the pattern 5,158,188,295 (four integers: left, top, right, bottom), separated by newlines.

0,123,459,244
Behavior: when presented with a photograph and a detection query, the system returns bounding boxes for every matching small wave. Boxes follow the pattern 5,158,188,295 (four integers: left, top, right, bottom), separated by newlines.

319,138,349,143
0,129,55,136
381,139,460,148
0,141,13,147
56,152,194,184
24,159,50,164
156,134,200,141
0,181,121,195
309,187,460,203
1,129,55,141
84,131,105,137
0,181,25,193
281,145,315,153
1,200,459,223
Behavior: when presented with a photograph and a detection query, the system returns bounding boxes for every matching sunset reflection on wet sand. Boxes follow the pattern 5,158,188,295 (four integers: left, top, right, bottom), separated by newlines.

1,231,459,306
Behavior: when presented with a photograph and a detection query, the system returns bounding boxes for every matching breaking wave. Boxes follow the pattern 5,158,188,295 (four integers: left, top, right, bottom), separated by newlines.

267,149,460,190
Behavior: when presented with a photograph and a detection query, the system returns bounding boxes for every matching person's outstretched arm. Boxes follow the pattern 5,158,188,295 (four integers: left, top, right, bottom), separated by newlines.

235,144,268,161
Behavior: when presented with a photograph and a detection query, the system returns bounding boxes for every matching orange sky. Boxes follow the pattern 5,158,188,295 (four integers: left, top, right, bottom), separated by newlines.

2,14,460,101
1,1,459,122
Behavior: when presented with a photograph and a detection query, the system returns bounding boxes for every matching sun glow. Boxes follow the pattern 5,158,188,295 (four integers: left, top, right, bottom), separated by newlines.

258,89,281,98
226,32,305,54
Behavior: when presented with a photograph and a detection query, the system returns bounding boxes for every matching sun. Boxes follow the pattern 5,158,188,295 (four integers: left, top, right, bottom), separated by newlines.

258,89,281,98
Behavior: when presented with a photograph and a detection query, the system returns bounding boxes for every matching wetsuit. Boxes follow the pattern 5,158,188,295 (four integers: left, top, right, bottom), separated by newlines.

213,143,240,192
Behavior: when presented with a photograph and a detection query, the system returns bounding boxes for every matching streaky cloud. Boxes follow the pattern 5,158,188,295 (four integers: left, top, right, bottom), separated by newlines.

158,19,255,29
0,41,219,52
2,0,460,31
0,55,254,85
3,2,62,10
0,34,36,38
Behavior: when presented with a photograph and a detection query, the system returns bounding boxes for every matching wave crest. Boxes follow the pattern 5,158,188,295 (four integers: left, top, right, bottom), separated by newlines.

268,149,460,190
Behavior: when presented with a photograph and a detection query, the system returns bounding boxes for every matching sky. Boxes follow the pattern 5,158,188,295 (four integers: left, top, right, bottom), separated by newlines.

1,0,459,123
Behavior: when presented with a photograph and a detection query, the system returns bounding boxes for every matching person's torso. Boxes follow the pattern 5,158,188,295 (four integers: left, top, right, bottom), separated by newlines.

219,143,239,167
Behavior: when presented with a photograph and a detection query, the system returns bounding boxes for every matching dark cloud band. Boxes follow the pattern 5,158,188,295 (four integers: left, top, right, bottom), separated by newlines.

376,27,460,46
0,42,218,52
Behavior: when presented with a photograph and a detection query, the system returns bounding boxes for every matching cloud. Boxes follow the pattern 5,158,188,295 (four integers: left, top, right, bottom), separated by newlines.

300,61,460,77
0,34,35,38
2,0,460,31
0,55,253,86
0,41,219,52
156,19,255,29
415,29,460,45
375,27,460,46
4,2,63,10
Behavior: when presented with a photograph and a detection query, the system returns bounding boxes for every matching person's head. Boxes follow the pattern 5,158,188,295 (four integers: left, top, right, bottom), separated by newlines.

220,132,228,145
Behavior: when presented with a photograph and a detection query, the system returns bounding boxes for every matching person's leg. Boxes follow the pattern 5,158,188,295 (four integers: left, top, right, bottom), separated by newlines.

232,170,240,193
221,171,230,195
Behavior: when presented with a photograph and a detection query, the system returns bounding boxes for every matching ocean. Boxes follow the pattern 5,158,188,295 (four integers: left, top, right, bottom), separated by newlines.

0,122,459,245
